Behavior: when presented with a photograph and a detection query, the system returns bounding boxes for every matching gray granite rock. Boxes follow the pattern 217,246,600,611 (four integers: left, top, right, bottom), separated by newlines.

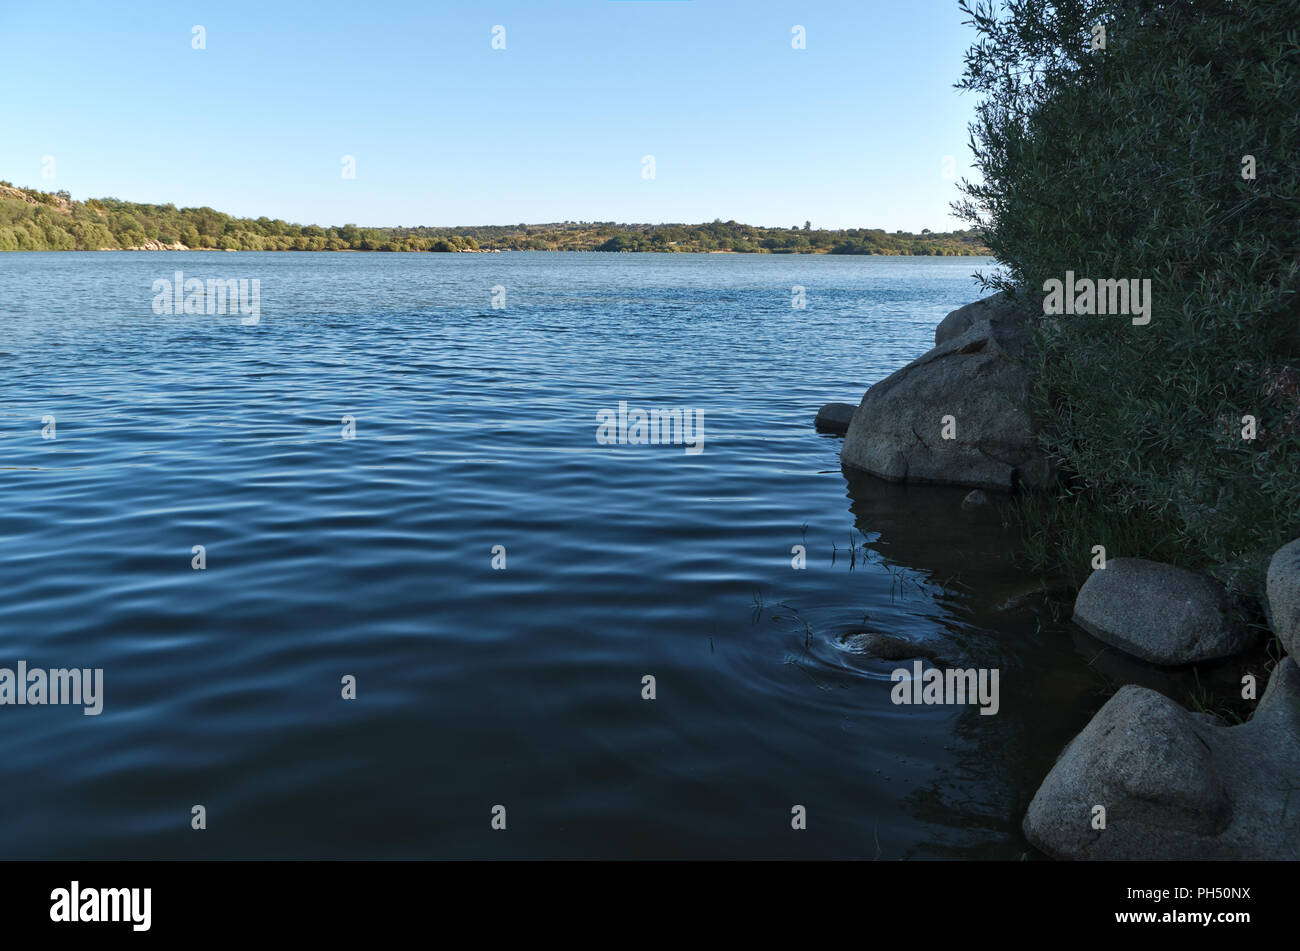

933,291,1029,347
1266,538,1300,658
1073,558,1256,665
814,402,856,435
1024,658,1300,860
841,302,1044,491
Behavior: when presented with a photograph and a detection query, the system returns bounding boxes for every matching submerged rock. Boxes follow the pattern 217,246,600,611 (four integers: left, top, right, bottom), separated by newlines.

846,631,946,664
996,579,1075,613
1266,537,1300,658
1072,558,1255,665
815,402,856,435
1023,658,1300,860
840,294,1046,491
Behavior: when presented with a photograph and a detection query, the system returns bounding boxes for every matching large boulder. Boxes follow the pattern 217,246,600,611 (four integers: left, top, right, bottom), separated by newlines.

1267,538,1300,658
1024,658,1300,860
841,294,1046,491
1073,558,1255,665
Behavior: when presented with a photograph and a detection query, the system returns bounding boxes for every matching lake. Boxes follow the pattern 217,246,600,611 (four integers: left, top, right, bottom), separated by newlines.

0,251,1109,858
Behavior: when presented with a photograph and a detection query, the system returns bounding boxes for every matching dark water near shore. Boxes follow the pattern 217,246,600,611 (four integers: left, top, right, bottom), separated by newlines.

1,251,1126,859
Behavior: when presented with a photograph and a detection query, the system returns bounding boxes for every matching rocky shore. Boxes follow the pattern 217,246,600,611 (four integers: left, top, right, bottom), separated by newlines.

820,293,1300,860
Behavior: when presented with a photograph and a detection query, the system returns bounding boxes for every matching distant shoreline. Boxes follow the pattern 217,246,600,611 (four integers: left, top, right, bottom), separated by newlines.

9,245,990,257
75,246,988,256
0,182,990,256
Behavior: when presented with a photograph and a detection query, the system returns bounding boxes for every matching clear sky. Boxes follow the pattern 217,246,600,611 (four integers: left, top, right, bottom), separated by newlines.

0,1,983,232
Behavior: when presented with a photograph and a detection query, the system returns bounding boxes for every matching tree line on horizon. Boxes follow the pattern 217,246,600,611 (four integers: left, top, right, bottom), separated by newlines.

0,182,987,255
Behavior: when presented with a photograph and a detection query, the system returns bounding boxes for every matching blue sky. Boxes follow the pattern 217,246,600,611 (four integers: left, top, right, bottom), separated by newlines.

0,1,983,231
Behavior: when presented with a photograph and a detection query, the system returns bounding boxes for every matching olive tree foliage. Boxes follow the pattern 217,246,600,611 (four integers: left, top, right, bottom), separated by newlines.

954,0,1300,588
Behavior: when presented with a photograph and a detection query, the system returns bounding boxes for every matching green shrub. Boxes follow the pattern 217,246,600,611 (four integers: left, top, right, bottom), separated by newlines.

956,0,1300,593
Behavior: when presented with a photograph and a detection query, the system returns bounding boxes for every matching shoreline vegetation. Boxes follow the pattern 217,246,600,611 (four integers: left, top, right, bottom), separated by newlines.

823,0,1299,860
0,182,987,255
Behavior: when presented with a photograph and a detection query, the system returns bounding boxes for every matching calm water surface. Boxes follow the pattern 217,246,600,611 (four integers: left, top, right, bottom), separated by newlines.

0,251,1114,859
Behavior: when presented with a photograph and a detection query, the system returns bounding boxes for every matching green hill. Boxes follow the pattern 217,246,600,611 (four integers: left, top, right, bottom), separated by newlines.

0,182,987,255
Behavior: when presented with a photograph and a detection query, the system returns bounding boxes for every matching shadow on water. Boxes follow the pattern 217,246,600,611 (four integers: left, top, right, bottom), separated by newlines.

832,467,1271,858
830,467,1105,857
